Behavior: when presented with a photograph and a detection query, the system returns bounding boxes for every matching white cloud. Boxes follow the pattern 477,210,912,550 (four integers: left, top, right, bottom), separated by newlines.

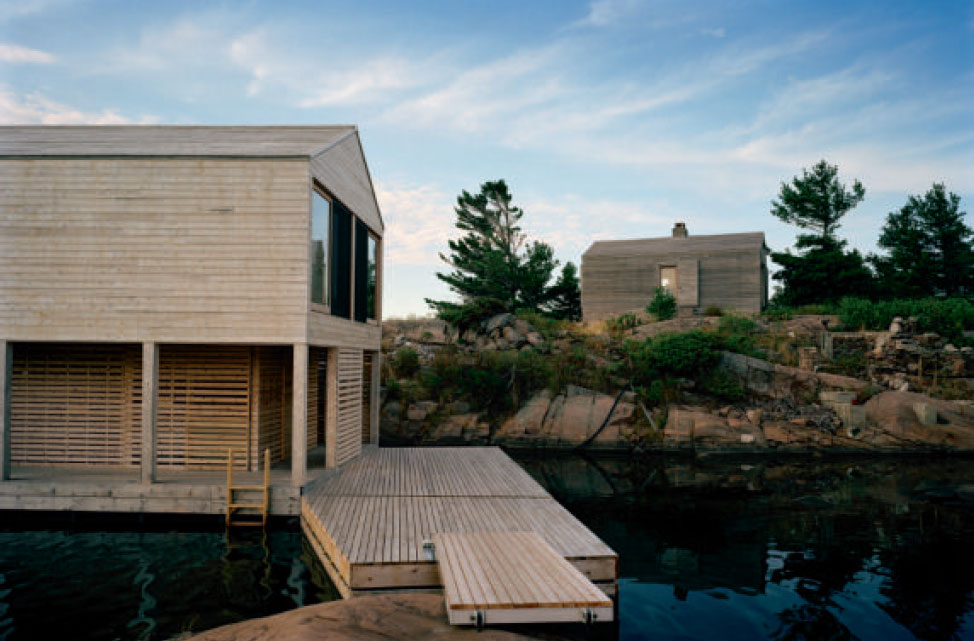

0,43,55,63
375,181,457,267
0,85,157,124
577,0,646,27
701,27,725,38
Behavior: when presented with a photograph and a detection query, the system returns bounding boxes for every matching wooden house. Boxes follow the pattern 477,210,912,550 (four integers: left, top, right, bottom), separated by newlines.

0,125,383,487
581,222,767,320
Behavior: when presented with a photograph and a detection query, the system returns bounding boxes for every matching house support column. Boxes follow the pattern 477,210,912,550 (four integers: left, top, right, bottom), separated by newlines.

291,343,308,487
325,347,338,468
141,342,158,484
0,340,11,481
370,352,381,446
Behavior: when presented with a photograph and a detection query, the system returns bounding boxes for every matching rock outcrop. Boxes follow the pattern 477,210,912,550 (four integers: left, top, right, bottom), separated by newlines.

493,386,636,449
187,593,564,641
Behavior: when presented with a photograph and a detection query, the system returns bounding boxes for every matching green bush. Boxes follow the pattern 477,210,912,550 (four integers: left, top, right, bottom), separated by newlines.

624,330,722,386
514,309,563,338
701,370,745,400
838,297,974,343
704,306,724,317
716,314,759,356
647,287,677,321
390,347,420,379
605,312,639,335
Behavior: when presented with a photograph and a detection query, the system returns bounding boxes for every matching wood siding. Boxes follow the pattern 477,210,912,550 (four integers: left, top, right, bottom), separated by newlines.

335,348,362,466
155,345,250,470
310,132,383,235
10,343,141,468
581,247,765,320
0,158,309,344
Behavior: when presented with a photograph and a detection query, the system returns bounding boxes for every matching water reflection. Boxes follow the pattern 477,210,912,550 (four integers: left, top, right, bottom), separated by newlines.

0,517,337,641
515,454,974,641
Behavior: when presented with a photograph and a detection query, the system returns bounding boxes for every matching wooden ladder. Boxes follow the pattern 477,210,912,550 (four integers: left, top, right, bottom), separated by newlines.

226,448,270,528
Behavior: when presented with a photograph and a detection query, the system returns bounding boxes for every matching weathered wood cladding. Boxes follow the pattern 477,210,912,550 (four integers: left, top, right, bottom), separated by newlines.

9,343,318,471
0,157,310,344
310,132,383,235
581,237,766,320
335,348,363,466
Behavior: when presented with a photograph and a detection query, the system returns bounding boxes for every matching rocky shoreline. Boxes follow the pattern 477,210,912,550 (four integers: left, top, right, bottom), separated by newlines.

380,313,974,455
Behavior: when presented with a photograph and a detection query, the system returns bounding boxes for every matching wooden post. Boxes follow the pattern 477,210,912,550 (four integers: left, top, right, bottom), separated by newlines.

141,342,158,484
0,340,11,481
370,351,381,446
291,343,308,487
325,347,339,468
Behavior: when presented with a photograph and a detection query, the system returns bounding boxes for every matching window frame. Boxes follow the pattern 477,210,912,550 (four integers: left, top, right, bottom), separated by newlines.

309,182,333,314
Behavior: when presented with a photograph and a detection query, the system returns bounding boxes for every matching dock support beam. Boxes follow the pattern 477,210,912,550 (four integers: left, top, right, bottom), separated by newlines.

141,342,158,484
1,340,11,481
291,343,308,487
324,347,338,468
370,352,381,446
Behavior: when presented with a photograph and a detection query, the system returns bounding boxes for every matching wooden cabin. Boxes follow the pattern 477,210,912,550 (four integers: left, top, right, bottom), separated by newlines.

0,125,383,487
581,222,767,320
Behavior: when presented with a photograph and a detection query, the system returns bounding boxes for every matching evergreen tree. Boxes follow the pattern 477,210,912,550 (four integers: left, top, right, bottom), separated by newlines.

871,184,973,297
547,262,582,321
425,180,561,329
769,160,874,305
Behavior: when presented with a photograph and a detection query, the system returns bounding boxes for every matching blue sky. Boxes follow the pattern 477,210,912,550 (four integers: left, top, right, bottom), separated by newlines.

2,0,972,317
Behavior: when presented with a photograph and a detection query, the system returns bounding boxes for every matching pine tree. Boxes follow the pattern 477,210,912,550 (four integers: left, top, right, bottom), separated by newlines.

547,262,582,321
872,184,973,297
769,160,874,305
425,180,560,329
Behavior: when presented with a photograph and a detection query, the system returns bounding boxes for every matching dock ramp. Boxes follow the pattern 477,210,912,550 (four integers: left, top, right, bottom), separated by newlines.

434,531,614,626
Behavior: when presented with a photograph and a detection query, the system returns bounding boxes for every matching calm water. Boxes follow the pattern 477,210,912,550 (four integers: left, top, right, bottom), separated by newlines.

0,515,337,641
2,456,973,641
516,454,974,641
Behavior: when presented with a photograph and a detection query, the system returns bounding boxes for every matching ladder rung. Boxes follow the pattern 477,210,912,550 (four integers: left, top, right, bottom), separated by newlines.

228,503,266,509
230,485,266,491
228,520,266,527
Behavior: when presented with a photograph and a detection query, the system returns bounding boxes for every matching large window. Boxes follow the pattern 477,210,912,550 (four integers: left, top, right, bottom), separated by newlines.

310,190,330,305
353,218,369,322
330,200,353,319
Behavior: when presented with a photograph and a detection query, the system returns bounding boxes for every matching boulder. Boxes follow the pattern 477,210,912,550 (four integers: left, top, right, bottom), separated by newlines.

497,390,552,437
483,313,516,334
428,413,479,442
186,593,552,641
864,391,974,449
405,404,428,422
525,332,545,347
664,406,765,449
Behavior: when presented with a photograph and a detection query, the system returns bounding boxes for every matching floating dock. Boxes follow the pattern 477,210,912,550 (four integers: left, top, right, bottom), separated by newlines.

300,447,618,610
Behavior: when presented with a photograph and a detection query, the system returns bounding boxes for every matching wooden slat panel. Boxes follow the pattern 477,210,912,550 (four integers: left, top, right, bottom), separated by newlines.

10,343,141,468
256,347,289,466
361,352,373,444
156,345,250,470
335,348,362,465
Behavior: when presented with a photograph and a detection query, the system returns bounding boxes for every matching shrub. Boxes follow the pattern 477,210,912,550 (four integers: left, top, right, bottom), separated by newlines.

624,330,722,386
647,287,677,321
716,314,759,356
701,370,745,400
838,297,974,343
605,312,639,336
704,306,724,317
390,347,420,379
514,309,563,339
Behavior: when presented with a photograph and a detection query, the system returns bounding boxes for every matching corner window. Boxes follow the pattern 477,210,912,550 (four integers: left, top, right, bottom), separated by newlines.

367,234,378,320
310,190,331,306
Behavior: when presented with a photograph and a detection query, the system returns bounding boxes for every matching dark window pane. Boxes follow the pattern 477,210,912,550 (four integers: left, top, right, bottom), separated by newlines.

310,191,330,305
330,201,352,319
367,234,377,320
354,219,368,323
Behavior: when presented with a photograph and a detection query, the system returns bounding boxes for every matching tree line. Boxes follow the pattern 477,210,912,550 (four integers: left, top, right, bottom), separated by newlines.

770,160,972,306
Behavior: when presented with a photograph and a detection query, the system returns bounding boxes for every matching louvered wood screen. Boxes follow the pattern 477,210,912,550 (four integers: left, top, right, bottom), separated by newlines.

308,347,326,450
10,344,141,467
361,352,373,443
256,347,289,468
336,348,362,465
156,345,251,470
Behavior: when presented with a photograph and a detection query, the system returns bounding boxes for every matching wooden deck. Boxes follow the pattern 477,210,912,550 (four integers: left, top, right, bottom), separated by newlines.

436,531,614,625
300,447,618,598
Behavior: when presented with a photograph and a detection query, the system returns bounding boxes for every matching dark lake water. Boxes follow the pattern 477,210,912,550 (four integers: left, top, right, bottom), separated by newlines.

2,454,973,641
516,454,974,641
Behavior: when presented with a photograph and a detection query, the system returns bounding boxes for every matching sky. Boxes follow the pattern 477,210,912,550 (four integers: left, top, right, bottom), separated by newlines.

1,0,972,317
